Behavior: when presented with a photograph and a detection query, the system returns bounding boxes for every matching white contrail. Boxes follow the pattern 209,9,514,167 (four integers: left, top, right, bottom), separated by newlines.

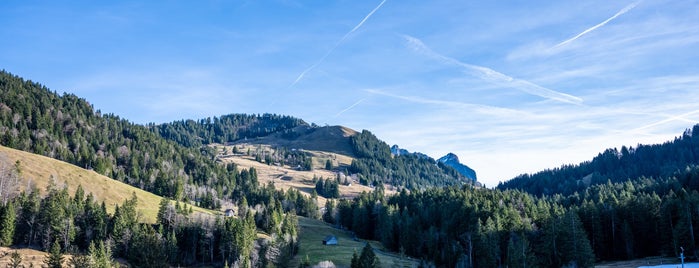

364,89,525,117
335,98,367,117
347,0,387,36
553,1,641,49
403,35,583,104
632,109,699,133
288,0,387,88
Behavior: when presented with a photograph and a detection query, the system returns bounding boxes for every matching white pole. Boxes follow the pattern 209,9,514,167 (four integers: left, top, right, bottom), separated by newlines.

680,246,685,268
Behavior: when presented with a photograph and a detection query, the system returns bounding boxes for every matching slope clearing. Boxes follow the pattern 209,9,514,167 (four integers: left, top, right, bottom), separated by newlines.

235,125,358,156
0,145,212,223
292,217,417,268
213,143,398,207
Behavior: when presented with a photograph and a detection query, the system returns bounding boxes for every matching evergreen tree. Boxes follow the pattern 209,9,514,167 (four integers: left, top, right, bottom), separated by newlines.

127,225,167,268
89,240,115,268
0,201,16,246
559,211,595,267
351,250,360,268
44,240,64,268
315,179,324,197
9,250,22,268
323,199,335,224
157,198,176,231
357,243,381,268
70,254,93,268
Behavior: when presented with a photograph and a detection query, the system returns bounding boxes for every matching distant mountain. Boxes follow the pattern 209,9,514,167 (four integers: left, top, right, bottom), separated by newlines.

390,145,430,159
349,132,467,189
437,153,477,182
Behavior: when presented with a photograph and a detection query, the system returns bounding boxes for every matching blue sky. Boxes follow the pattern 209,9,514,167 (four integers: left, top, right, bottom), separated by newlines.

2,1,699,187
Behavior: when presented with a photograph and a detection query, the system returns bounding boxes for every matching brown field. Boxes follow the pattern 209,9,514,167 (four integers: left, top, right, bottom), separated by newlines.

0,246,74,268
213,143,397,207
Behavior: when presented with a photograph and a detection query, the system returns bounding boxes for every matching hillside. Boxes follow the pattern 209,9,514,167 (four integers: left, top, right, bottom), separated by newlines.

0,247,72,268
0,145,212,223
291,217,417,267
153,113,306,147
235,125,358,156
0,70,332,266
0,69,456,266
155,111,468,191
498,125,699,196
213,143,400,207
348,130,470,189
0,70,245,209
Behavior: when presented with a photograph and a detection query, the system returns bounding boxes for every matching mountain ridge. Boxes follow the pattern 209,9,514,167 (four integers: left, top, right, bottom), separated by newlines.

498,125,699,196
437,152,477,182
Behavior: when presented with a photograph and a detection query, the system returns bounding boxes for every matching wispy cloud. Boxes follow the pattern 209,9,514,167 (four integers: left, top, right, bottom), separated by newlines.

288,0,387,88
335,98,367,117
552,1,641,49
365,88,526,117
403,35,583,104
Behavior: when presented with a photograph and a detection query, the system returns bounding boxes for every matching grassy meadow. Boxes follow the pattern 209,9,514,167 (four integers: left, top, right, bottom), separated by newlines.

0,145,214,224
291,216,417,268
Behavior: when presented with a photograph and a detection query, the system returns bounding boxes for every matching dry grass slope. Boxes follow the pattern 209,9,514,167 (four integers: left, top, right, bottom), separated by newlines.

213,143,397,208
0,246,65,268
0,145,213,224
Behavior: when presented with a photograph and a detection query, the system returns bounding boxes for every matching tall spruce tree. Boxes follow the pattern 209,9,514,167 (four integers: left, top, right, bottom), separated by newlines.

45,239,64,268
0,201,16,246
357,243,381,268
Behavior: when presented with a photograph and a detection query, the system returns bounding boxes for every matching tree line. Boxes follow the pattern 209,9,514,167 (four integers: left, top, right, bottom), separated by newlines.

322,160,699,267
0,178,306,267
499,125,699,196
153,114,304,148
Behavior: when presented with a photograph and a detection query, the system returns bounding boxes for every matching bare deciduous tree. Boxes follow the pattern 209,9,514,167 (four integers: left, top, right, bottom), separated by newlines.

0,153,20,205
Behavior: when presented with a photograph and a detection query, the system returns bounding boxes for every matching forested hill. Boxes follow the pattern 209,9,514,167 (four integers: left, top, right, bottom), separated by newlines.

498,125,699,196
156,117,469,190
0,70,322,212
0,70,463,196
0,70,316,266
153,114,306,147
348,130,469,189
151,103,468,190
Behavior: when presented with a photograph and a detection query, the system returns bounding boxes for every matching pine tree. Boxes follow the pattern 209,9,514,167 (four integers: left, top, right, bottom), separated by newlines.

157,198,174,230
70,254,93,268
559,211,595,267
0,201,16,246
323,200,335,224
127,225,167,268
351,250,360,268
44,240,64,268
89,240,114,268
9,250,22,268
357,243,381,268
